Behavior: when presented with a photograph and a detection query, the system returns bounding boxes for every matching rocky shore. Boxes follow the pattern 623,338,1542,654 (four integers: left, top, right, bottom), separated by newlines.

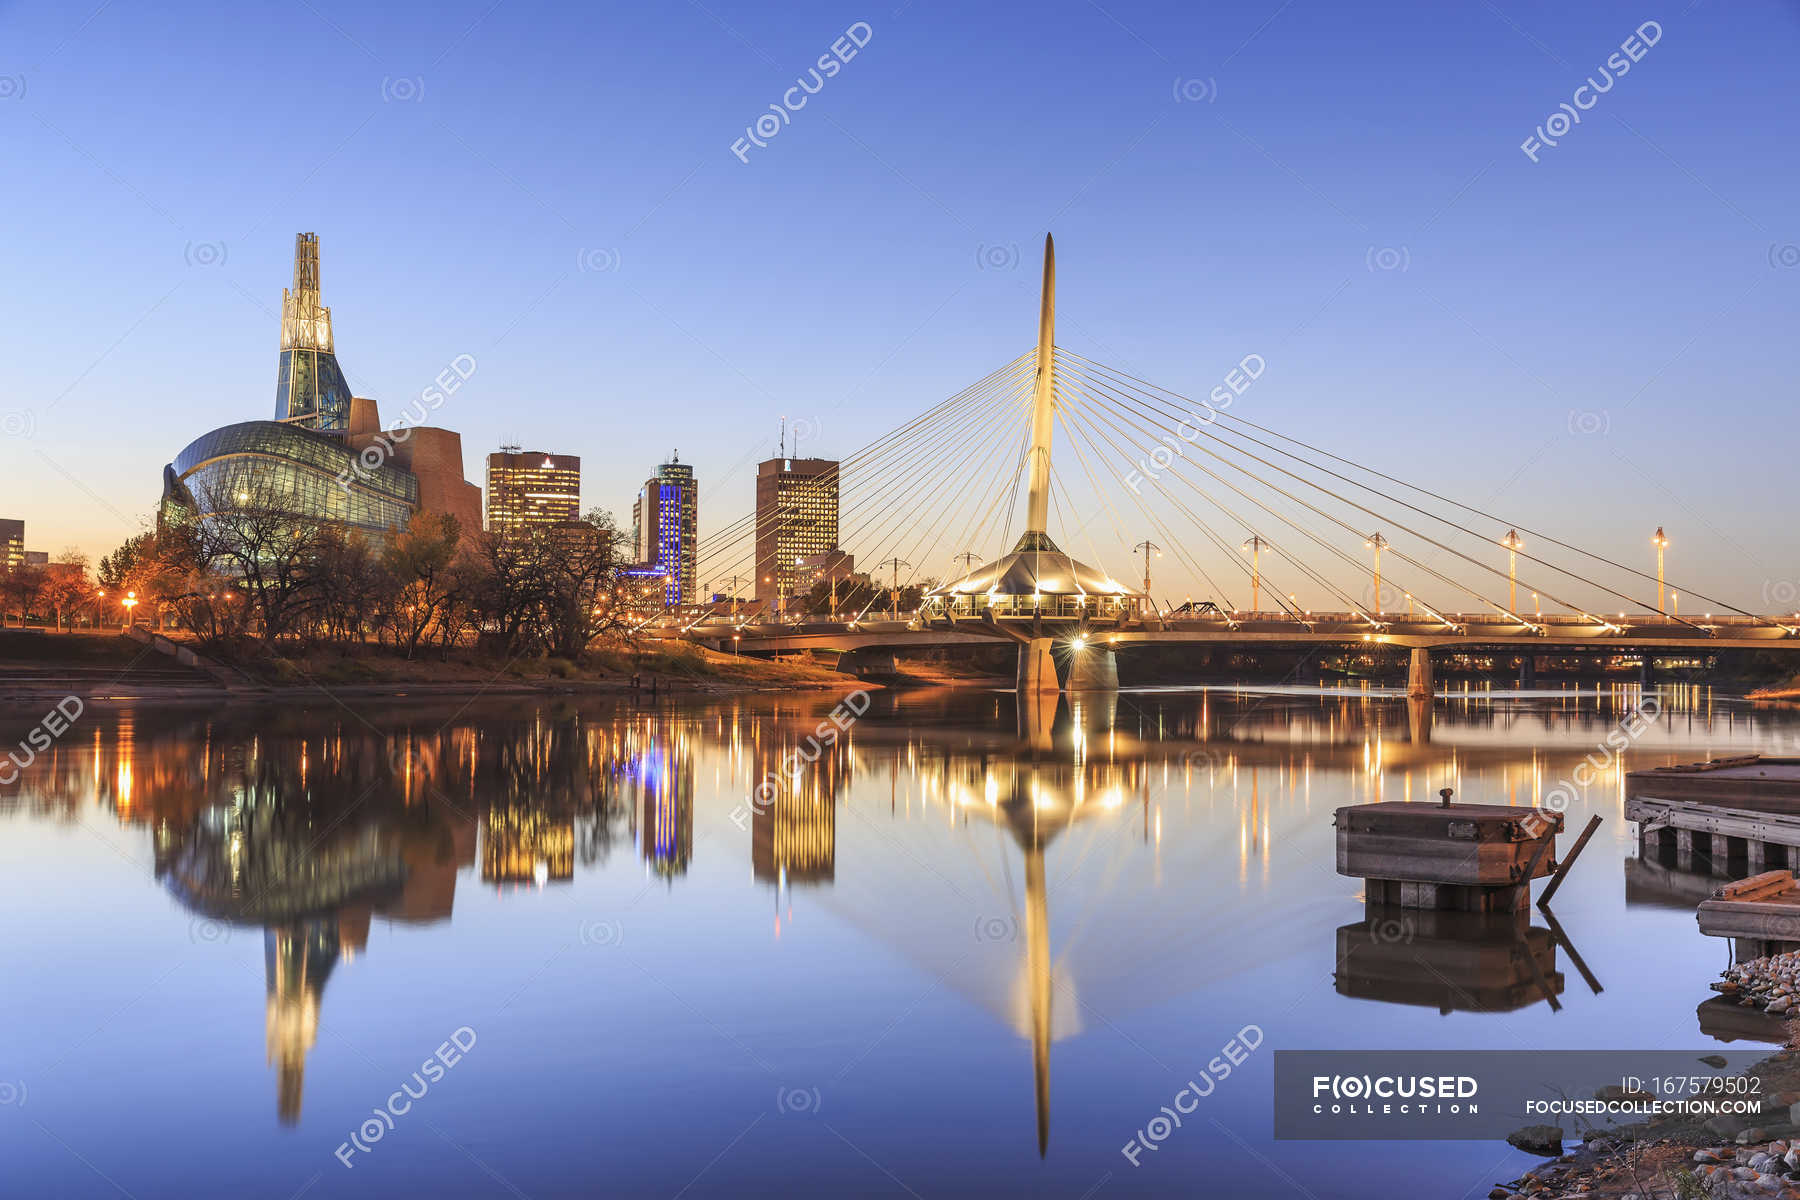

1715,953,1800,1015
1483,1046,1800,1199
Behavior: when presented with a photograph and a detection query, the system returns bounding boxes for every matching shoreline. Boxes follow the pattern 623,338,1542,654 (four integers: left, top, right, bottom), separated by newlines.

1752,687,1800,702
0,627,875,707
0,673,874,709
1484,1035,1800,1198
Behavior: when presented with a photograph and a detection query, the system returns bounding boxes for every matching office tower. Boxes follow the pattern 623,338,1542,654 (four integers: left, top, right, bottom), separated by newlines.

754,456,839,607
631,454,697,606
485,448,581,541
0,520,22,570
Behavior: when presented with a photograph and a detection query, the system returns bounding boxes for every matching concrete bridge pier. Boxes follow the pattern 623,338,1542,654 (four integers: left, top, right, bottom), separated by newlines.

1517,654,1537,689
1406,647,1434,700
1017,638,1060,694
1065,646,1118,690
1638,655,1657,688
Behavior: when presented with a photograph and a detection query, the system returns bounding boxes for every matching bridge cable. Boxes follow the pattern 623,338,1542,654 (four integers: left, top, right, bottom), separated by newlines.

1063,363,1541,627
1052,395,1242,610
829,380,1037,621
693,352,1035,565
1057,356,1643,629
695,360,1034,593
1057,408,1243,611
1059,371,1378,620
1059,349,1739,626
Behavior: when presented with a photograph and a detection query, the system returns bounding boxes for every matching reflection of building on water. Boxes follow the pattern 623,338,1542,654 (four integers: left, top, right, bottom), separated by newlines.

481,809,574,886
157,788,477,1124
751,748,839,888
625,738,694,879
265,921,339,1125
752,791,835,887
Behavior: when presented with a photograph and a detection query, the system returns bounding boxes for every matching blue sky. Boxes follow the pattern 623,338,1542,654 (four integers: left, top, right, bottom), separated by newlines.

1,0,1795,609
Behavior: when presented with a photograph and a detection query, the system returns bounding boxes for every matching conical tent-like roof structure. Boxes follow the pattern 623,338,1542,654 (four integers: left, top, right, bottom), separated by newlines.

926,532,1136,601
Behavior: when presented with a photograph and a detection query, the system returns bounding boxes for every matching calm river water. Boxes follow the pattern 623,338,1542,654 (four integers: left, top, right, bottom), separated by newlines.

1,683,1793,1198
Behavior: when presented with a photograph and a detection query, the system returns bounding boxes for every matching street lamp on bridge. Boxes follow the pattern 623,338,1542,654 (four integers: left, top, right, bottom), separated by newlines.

1364,533,1389,616
1133,540,1161,603
1652,527,1669,614
1500,529,1524,615
1240,536,1270,613
879,557,911,620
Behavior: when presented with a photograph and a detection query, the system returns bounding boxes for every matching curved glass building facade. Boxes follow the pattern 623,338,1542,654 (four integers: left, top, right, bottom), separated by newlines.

275,346,352,432
159,232,484,546
163,421,417,535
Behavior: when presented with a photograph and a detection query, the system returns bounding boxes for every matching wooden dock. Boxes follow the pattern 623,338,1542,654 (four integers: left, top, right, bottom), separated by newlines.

1628,756,1800,876
1335,801,1563,913
1694,869,1800,959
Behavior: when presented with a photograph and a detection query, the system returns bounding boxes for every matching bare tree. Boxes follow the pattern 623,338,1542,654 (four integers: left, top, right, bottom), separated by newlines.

541,510,625,661
38,550,95,631
190,477,329,643
383,510,462,659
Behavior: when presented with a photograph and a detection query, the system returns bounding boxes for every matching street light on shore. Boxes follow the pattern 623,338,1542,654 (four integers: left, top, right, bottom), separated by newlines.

122,591,138,626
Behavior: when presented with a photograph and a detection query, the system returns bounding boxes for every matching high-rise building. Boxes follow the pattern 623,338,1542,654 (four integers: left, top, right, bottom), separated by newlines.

485,448,581,541
755,456,839,606
0,520,22,570
631,454,697,606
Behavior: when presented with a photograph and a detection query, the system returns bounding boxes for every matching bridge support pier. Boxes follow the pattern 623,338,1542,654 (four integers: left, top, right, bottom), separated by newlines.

1517,655,1536,689
1639,656,1657,688
1065,646,1118,690
1406,647,1434,700
1016,638,1060,694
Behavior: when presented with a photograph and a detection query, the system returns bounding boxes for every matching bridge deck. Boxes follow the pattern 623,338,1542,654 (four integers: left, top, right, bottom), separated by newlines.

676,614,1800,654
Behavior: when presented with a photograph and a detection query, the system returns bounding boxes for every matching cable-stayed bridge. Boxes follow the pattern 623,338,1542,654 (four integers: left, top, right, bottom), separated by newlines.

673,237,1799,692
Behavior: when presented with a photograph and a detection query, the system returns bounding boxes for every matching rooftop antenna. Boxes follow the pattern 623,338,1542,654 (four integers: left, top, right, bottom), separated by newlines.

780,415,786,458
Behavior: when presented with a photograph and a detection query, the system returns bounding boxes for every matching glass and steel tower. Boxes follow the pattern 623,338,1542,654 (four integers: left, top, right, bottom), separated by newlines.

273,233,353,433
631,455,697,607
